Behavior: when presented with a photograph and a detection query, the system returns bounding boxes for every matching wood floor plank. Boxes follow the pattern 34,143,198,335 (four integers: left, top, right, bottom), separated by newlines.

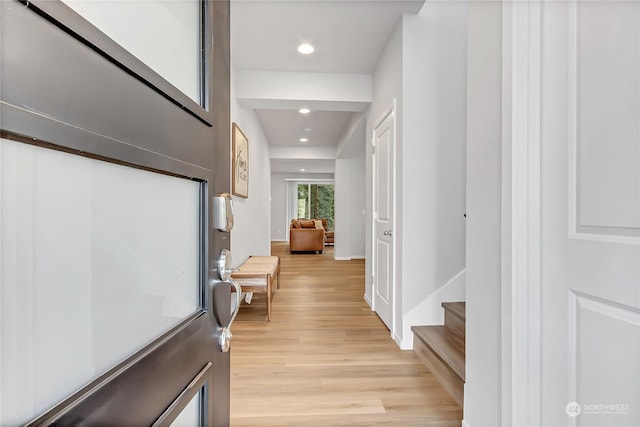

230,242,462,426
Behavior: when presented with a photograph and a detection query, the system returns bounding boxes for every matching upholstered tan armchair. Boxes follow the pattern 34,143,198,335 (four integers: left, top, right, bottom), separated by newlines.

318,218,334,245
289,219,324,253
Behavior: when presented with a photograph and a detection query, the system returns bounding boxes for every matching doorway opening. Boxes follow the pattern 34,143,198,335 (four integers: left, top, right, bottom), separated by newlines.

296,183,335,230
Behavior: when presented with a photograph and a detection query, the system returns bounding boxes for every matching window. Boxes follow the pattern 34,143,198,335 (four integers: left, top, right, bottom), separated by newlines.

297,183,334,230
62,0,205,106
0,138,202,425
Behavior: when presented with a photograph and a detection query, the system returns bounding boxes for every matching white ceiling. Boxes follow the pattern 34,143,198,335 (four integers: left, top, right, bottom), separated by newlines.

230,0,425,173
231,0,424,74
255,109,357,147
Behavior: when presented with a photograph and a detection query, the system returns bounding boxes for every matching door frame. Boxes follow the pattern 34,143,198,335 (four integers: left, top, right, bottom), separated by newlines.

283,178,335,242
500,0,543,425
370,100,397,341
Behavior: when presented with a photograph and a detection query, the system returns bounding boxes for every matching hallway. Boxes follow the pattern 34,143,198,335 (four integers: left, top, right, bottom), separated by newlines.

230,242,462,426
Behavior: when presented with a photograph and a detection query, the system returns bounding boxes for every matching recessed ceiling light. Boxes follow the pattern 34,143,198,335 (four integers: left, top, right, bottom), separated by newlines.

299,137,309,142
300,168,306,172
299,108,311,114
297,43,314,55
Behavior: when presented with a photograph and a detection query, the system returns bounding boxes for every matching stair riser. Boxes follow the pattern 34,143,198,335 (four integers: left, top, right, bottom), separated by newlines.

414,336,464,407
444,310,465,340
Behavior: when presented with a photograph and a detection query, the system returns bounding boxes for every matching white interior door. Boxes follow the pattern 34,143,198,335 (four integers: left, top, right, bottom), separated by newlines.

372,108,395,330
538,1,640,425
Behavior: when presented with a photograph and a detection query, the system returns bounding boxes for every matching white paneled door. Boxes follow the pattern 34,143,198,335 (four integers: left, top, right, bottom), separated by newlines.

372,106,395,331
534,1,640,425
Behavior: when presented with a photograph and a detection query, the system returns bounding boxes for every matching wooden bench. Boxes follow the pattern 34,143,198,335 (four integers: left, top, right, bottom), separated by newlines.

231,256,280,320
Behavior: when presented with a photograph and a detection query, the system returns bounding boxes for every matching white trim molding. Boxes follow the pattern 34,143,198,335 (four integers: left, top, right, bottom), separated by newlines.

507,0,542,426
500,1,514,424
363,293,372,308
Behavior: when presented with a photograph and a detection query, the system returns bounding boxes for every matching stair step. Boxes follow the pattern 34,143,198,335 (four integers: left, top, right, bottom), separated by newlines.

442,302,465,340
412,325,465,407
412,325,465,380
442,301,465,321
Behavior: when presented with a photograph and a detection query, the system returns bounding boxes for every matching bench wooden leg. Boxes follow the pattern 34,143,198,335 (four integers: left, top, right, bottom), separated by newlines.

266,281,272,321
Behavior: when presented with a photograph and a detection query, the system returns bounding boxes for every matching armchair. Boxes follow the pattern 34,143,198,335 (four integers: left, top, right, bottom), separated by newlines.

289,219,325,253
318,218,334,246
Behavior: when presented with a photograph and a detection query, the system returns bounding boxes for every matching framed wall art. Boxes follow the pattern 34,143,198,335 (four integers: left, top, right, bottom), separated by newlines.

232,122,249,198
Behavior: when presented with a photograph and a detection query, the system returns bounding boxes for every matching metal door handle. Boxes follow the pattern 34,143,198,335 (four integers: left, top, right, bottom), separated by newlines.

383,230,392,236
212,249,242,352
218,278,241,352
210,277,242,353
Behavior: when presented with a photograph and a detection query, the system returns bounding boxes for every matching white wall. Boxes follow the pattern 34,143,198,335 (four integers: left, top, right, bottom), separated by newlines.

235,70,372,112
270,145,336,160
230,67,272,265
365,18,403,309
398,1,468,348
270,173,289,241
334,159,351,259
366,3,468,348
335,114,366,260
334,158,366,260
270,172,334,241
464,1,504,426
349,153,366,258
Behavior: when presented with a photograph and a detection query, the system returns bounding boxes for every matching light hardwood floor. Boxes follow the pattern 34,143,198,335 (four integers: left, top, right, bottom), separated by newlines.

230,242,462,426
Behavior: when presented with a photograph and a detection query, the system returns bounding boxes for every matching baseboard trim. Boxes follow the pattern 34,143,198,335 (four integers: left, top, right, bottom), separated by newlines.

399,335,413,350
351,255,365,259
334,256,351,261
394,332,406,349
270,239,288,242
364,294,372,308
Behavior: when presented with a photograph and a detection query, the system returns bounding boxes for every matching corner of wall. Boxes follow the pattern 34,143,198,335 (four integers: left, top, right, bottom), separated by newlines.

398,333,412,350
400,269,466,350
396,332,410,350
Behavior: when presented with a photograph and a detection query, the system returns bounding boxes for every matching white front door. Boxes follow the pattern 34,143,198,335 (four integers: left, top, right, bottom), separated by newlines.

536,1,640,425
372,106,395,330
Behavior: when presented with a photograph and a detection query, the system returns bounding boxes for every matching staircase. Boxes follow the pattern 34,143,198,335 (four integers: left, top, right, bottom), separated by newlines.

411,302,465,407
